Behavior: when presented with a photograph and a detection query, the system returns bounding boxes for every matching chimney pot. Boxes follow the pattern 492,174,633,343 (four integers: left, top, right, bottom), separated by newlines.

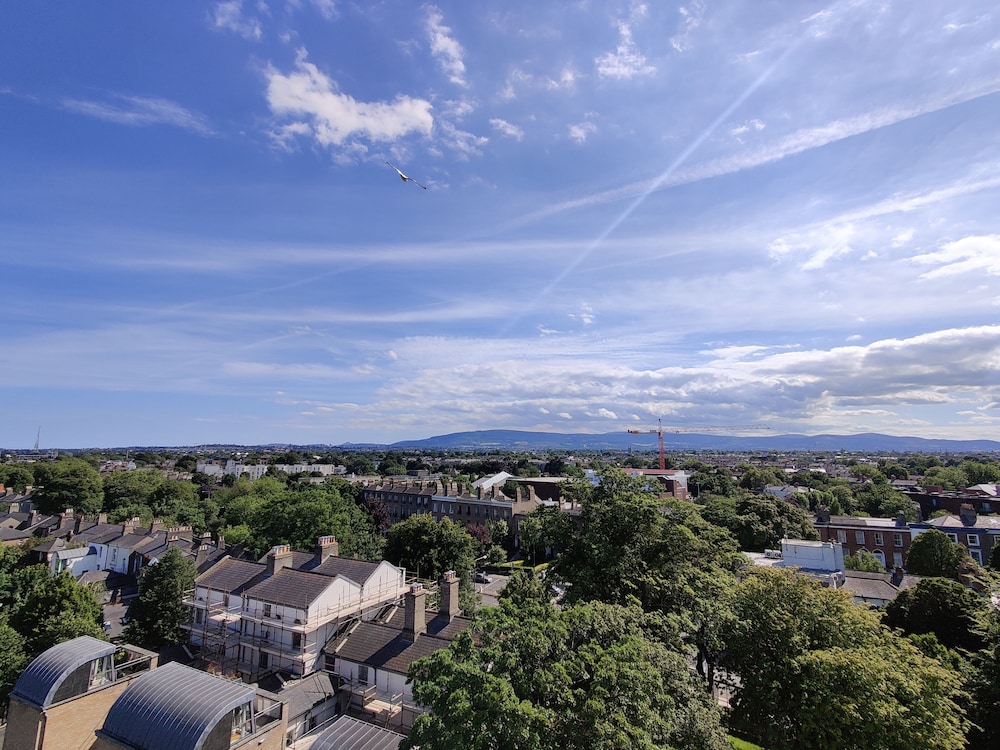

404,583,427,640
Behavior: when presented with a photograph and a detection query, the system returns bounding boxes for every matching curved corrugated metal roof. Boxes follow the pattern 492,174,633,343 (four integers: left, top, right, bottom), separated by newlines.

11,635,114,708
309,715,404,750
101,661,255,750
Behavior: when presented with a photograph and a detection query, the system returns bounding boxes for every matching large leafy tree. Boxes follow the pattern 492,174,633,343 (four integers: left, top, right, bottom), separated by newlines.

0,465,34,493
700,494,817,551
552,470,745,693
123,547,197,650
0,618,27,706
385,514,476,582
404,597,729,750
884,577,988,653
102,468,164,512
33,458,104,514
8,571,105,656
905,529,971,578
218,479,383,560
726,567,969,750
967,608,1000,750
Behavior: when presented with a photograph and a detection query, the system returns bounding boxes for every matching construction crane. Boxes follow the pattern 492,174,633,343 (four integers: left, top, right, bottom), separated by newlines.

627,418,770,470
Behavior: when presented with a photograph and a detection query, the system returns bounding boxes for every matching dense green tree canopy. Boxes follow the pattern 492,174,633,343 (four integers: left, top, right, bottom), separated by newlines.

726,567,969,750
384,514,476,582
33,458,104,514
405,598,729,750
884,577,988,653
905,529,971,578
123,547,197,650
0,465,34,493
700,494,817,552
102,468,164,511
218,478,383,560
8,572,105,656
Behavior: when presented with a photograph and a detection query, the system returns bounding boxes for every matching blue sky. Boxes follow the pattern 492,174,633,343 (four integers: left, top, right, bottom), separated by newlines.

2,1,999,448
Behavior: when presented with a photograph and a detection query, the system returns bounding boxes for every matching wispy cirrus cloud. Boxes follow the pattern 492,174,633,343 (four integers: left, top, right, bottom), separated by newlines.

519,80,1000,224
61,94,213,135
425,5,468,87
209,0,263,41
490,118,524,140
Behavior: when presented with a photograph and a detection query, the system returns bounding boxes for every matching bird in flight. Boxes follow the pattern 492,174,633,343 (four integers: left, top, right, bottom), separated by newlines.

385,161,427,189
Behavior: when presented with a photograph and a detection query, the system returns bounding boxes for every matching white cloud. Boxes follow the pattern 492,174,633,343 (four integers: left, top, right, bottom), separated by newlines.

670,0,706,53
210,0,263,41
568,121,597,144
490,118,524,140
265,50,433,149
425,6,467,87
730,118,766,142
61,95,213,135
595,4,656,80
308,0,337,21
910,235,1000,278
547,66,578,90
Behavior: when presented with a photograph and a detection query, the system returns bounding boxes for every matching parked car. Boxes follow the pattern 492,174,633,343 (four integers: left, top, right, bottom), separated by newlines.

474,571,492,584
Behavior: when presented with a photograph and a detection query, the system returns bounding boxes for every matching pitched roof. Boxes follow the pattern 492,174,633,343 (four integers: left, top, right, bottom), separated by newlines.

273,671,337,720
311,556,381,583
195,556,265,593
100,661,257,750
333,609,472,676
244,567,342,609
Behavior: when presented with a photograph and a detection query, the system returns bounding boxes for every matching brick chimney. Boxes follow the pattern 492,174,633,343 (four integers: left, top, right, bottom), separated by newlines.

74,513,85,534
149,519,163,534
815,507,830,524
440,570,460,621
314,535,339,565
960,504,977,526
266,544,293,576
404,583,426,641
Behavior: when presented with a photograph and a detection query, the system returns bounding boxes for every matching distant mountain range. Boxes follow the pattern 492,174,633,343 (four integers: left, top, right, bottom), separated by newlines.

386,430,1000,453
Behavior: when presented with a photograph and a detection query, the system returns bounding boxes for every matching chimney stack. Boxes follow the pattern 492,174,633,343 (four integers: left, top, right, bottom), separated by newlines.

404,583,427,641
266,544,294,576
960,504,977,527
440,570,460,621
74,513,85,534
895,510,907,528
314,535,339,565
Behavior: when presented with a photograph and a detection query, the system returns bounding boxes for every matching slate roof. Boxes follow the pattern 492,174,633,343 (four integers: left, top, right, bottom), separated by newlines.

307,715,404,750
11,635,115,708
100,661,257,750
244,567,341,609
312,556,381,583
822,515,901,528
274,671,337,720
922,515,1000,531
333,610,473,676
195,556,265,593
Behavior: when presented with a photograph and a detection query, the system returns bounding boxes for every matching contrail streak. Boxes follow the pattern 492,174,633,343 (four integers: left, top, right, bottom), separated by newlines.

505,41,800,333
